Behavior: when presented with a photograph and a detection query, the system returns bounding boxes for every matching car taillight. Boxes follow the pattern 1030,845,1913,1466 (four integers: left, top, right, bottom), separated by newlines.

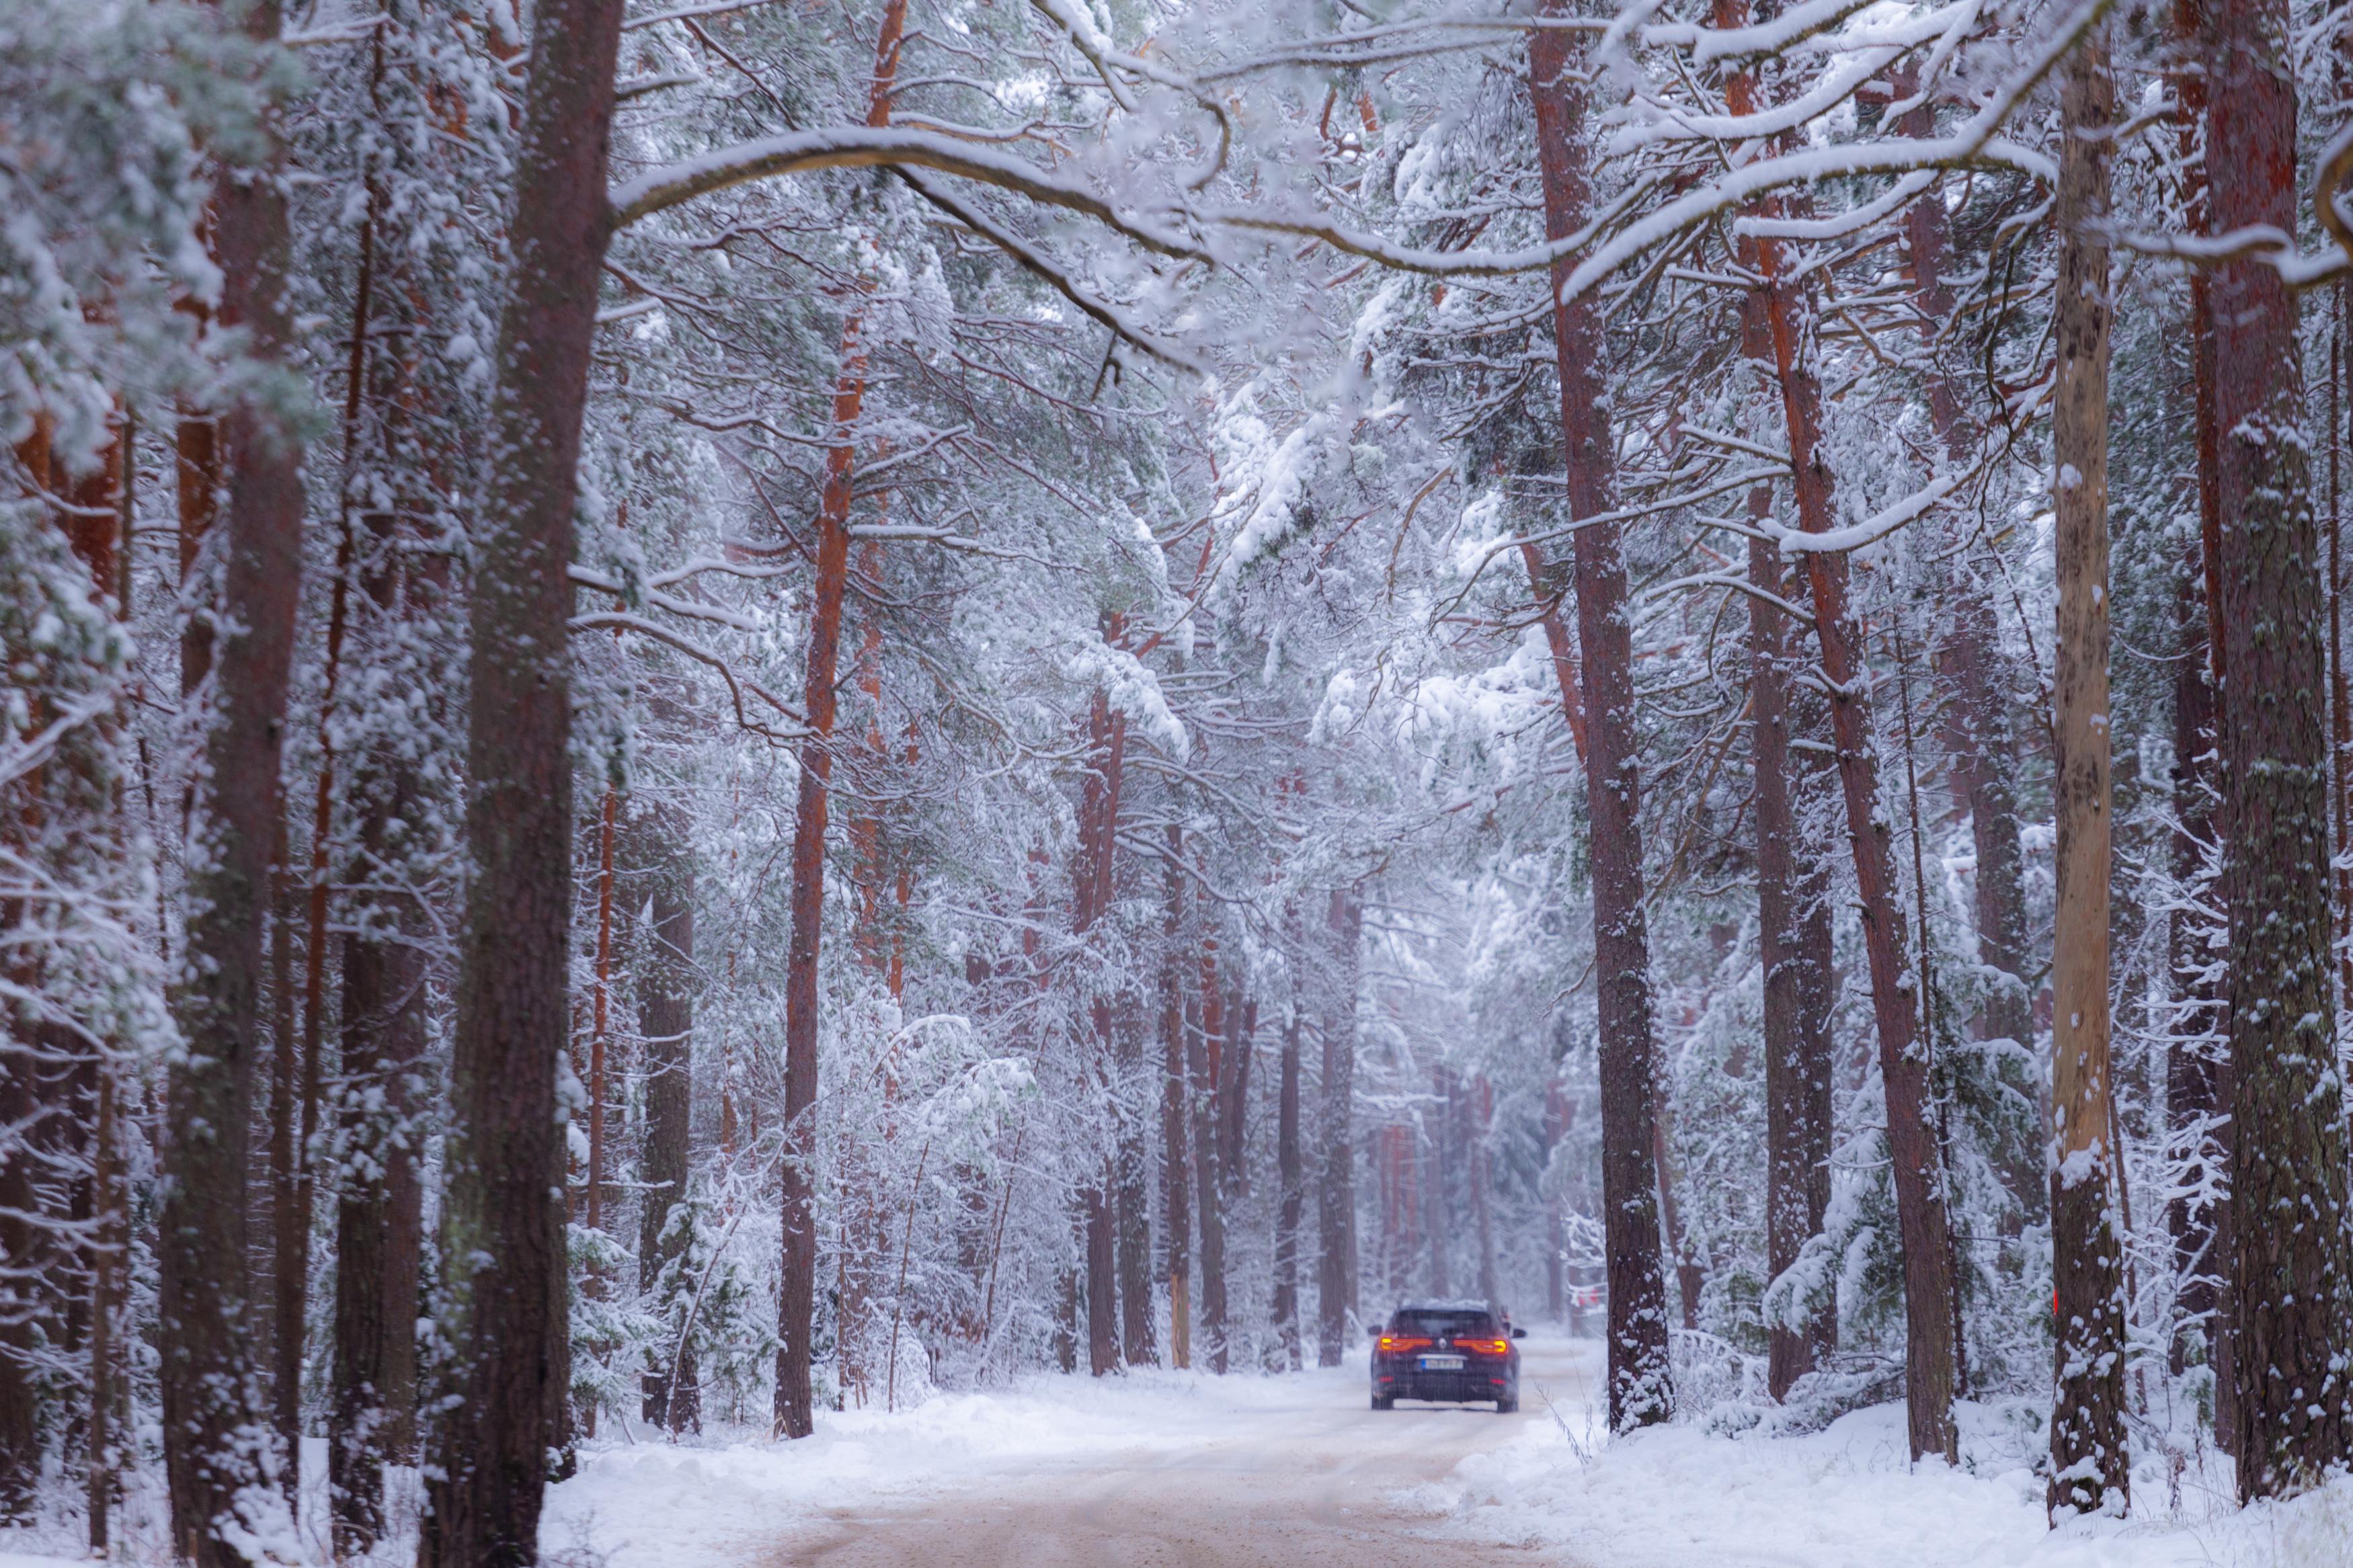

1464,1339,1510,1355
1379,1336,1433,1351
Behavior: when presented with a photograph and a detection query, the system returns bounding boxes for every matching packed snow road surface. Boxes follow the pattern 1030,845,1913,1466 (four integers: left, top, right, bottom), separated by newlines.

761,1341,1587,1568
541,1335,2353,1568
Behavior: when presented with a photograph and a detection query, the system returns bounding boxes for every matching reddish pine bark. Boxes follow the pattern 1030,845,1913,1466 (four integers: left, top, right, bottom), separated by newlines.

778,0,908,1436
1316,887,1362,1365
639,816,701,1431
1529,11,1673,1431
1747,518,1836,1398
1195,944,1228,1372
422,0,625,1559
1274,906,1305,1369
158,2,310,1557
1161,832,1193,1368
2209,0,2353,1497
2046,25,2128,1518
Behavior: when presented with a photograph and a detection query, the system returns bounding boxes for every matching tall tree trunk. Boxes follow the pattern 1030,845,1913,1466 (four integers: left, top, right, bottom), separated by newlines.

1718,107,1960,1460
1160,833,1191,1369
776,0,908,1434
2048,25,2129,1519
1220,997,1254,1202
327,763,427,1556
1749,505,1835,1397
1316,887,1361,1366
1115,997,1155,1370
159,2,309,1556
2210,0,2353,1497
2166,0,2236,1448
1074,686,1127,1377
1529,11,1673,1432
639,817,698,1432
423,0,624,1558
1472,1077,1500,1307
1274,920,1304,1370
1426,1069,1449,1296
87,1063,120,1555
1193,946,1228,1372
327,509,430,1556
283,130,383,1487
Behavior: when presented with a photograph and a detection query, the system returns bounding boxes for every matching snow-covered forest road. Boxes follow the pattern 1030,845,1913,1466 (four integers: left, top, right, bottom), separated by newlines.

754,1342,1590,1568
530,1337,2352,1568
539,1340,1595,1568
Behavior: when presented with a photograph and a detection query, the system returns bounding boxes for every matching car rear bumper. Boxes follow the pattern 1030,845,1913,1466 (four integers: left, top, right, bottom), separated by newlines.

1374,1371,1513,1403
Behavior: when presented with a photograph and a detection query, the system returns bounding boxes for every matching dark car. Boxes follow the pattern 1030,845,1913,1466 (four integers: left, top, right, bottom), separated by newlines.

1369,1298,1525,1412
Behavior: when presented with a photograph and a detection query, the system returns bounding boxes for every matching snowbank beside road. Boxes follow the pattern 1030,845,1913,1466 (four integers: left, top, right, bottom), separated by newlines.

1412,1348,2352,1568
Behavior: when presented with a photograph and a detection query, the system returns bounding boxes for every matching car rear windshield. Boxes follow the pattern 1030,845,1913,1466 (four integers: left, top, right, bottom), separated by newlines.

1392,1311,1495,1338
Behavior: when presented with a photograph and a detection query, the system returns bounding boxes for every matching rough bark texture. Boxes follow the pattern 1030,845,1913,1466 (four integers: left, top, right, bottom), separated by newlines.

1160,835,1191,1369
1115,999,1155,1370
328,688,428,1556
2166,0,2235,1444
1529,12,1673,1432
777,384,849,1434
638,825,699,1431
1749,514,1835,1401
1074,686,1127,1376
1274,934,1304,1370
1316,889,1361,1366
2047,28,2128,1519
1191,954,1227,1372
158,4,307,1557
422,0,623,1559
2210,0,2353,1498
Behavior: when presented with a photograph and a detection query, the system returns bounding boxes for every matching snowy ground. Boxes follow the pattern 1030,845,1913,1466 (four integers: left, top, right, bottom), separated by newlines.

6,1335,2348,1565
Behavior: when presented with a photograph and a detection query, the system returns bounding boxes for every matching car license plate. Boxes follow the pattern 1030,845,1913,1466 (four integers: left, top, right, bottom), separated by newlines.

1419,1354,1465,1370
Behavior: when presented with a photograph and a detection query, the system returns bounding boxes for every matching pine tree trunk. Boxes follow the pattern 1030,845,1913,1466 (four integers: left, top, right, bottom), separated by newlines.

1529,11,1673,1432
2047,25,2129,1518
1160,833,1191,1369
328,791,427,1554
1115,998,1156,1369
1194,948,1228,1372
776,0,908,1432
2210,0,2353,1497
638,819,697,1431
328,513,431,1555
159,2,309,1555
1724,150,1961,1464
2167,0,2236,1446
1472,1078,1500,1307
1220,997,1254,1204
1074,686,1126,1377
423,0,624,1557
1749,513,1836,1399
1316,887,1361,1365
1427,1069,1450,1296
1275,932,1304,1370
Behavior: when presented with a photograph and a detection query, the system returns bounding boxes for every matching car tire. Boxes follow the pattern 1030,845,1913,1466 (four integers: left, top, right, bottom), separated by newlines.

1371,1394,1394,1410
1496,1395,1518,1414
